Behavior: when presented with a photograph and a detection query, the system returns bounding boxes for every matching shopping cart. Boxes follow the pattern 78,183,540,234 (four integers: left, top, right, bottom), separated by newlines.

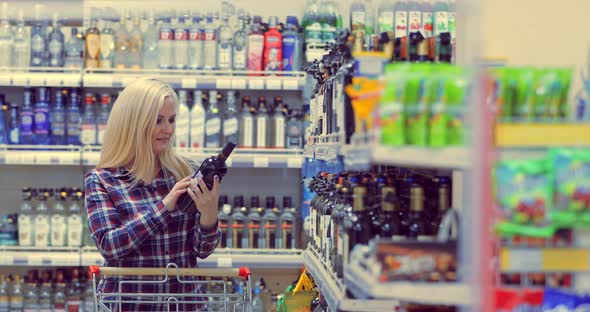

89,263,252,312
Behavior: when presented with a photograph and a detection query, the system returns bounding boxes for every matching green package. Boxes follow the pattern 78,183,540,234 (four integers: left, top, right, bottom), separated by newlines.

446,68,468,146
533,69,560,121
380,64,408,146
557,67,574,120
550,148,590,212
496,158,552,226
428,64,449,147
405,64,433,147
514,67,537,122
490,67,514,122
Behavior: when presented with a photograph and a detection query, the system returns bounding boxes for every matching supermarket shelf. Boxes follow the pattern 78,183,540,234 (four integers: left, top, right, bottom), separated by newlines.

344,258,472,306
495,123,590,147
302,248,398,312
341,144,471,170
500,247,590,272
0,67,82,87
0,246,81,266
83,146,304,168
83,68,306,90
0,145,82,165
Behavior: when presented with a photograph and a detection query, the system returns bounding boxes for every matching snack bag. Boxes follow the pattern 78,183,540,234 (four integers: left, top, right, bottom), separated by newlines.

542,288,581,312
550,149,590,212
557,67,574,120
534,69,560,121
405,64,431,146
446,67,468,146
380,63,408,146
428,65,449,147
495,288,520,311
496,159,552,225
514,67,538,122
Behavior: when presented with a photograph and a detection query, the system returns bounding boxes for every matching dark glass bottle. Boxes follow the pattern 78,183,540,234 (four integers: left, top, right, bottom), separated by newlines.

217,195,230,248
407,183,431,241
348,186,372,252
379,186,404,240
247,196,262,249
231,196,247,249
429,177,451,236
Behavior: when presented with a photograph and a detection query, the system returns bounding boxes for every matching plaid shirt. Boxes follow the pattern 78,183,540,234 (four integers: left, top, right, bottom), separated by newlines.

84,161,220,311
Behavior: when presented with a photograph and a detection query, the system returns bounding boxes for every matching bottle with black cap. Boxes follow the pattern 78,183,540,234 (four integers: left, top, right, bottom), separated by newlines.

230,196,247,249
407,182,431,241
378,186,404,240
261,196,279,249
217,195,231,248
247,196,262,248
279,196,296,249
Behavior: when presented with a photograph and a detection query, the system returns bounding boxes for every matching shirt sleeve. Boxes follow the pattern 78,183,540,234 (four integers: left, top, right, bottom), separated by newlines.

193,213,221,259
85,171,171,262
176,158,199,213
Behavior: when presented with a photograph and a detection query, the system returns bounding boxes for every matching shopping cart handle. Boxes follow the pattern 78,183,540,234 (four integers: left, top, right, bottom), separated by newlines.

239,267,251,280
89,265,100,278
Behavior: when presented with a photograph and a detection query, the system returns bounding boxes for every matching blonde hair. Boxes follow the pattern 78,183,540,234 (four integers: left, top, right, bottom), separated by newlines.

97,79,192,184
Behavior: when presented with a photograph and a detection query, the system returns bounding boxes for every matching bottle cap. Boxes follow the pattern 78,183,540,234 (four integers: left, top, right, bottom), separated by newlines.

253,16,262,24
286,16,299,28
283,196,292,209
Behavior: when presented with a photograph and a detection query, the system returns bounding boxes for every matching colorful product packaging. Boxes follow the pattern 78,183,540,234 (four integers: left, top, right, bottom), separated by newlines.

542,288,590,311
550,149,590,213
444,67,468,146
404,64,430,146
380,63,409,146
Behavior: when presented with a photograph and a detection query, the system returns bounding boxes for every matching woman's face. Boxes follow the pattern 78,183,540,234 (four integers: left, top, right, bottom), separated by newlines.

152,97,176,155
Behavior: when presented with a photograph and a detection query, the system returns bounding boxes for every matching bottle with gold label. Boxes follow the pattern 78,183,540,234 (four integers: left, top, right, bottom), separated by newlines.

407,182,432,241
347,186,372,253
84,14,100,68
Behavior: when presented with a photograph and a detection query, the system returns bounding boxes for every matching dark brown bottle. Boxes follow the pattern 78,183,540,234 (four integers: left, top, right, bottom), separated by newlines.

231,196,247,249
378,186,404,240
347,186,372,251
407,183,431,241
247,196,262,248
429,177,451,236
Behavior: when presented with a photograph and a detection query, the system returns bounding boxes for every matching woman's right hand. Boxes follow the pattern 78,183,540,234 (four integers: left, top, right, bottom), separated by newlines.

162,176,192,212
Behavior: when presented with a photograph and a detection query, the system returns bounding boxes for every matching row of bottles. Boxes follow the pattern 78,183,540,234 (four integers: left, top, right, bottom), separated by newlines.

14,187,93,248
0,89,113,146
308,170,455,279
175,90,304,150
216,195,298,250
0,268,95,312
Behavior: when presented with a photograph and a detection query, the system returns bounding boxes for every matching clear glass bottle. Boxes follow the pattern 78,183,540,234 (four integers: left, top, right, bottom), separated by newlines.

23,272,39,312
222,91,239,145
231,196,248,249
38,272,52,312
158,13,173,69
232,15,247,70
99,11,115,69
114,10,130,69
175,90,190,149
238,96,255,148
142,10,159,69
67,188,84,247
97,94,110,146
261,196,279,249
247,196,262,248
64,28,84,69
50,89,66,145
188,13,203,69
53,270,66,312
255,97,269,148
202,15,217,70
190,90,205,149
34,189,51,247
128,14,144,69
48,13,65,67
12,9,30,68
19,88,34,145
80,93,96,146
8,274,24,311
217,16,233,70
172,12,189,69
33,87,51,145
270,97,286,148
66,89,82,145
30,5,48,67
50,187,68,247
279,196,297,249
0,274,9,312
17,188,35,246
205,90,221,148
0,2,14,68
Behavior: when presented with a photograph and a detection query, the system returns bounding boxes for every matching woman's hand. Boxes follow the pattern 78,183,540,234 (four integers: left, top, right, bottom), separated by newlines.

162,176,192,212
186,176,220,227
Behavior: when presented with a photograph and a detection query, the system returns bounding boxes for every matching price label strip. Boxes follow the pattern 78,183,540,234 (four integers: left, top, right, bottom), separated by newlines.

253,157,269,168
282,79,299,90
287,157,302,168
231,79,247,89
216,79,231,89
216,256,233,268
181,78,197,89
248,79,264,90
265,79,282,90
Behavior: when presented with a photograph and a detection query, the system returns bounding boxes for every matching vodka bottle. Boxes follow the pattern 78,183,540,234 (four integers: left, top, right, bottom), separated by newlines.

18,188,35,246
12,9,30,67
0,2,13,68
172,13,189,69
114,10,130,69
175,90,190,149
30,5,47,67
158,14,174,69
202,16,217,70
190,90,205,149
34,189,51,247
205,90,221,148
222,91,239,145
48,13,65,67
143,10,159,69
50,188,68,247
128,15,144,69
99,12,115,69
188,13,203,70
217,17,233,70
64,28,84,69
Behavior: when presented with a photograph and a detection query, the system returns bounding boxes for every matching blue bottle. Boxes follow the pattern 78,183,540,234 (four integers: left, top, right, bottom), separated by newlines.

34,88,51,145
0,95,8,144
66,89,81,145
50,89,66,145
20,89,35,145
47,13,65,67
282,16,302,71
7,102,19,144
30,16,47,67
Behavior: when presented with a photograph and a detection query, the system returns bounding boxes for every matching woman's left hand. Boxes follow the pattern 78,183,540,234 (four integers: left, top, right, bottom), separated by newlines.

187,176,220,227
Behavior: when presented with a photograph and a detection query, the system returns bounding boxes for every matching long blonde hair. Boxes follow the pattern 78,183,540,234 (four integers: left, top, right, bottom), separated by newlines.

97,79,192,184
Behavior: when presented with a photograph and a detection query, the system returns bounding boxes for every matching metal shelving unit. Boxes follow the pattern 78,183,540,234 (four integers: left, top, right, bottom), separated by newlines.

0,67,83,87
0,145,82,165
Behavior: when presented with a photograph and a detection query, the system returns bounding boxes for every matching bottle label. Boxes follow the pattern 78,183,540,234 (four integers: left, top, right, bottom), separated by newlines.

160,29,173,40
248,220,260,248
86,34,100,59
264,47,281,71
274,117,285,148
67,215,83,246
81,125,96,145
205,118,221,136
264,222,277,249
434,11,449,34
247,35,264,71
321,23,336,43
243,116,253,147
223,118,238,137
233,48,246,69
51,113,66,136
409,11,422,33
175,113,190,148
218,46,232,69
203,40,217,68
282,36,296,71
9,128,19,144
395,11,408,37
204,31,216,41
190,114,205,148
21,112,34,135
99,34,114,68
18,215,32,245
174,29,188,41
51,214,67,246
189,40,203,68
98,124,107,145
34,216,50,247
232,220,244,248
256,117,266,147
189,29,200,40
422,12,433,37
67,113,81,136
304,22,322,44
48,39,63,65
379,11,395,33
34,109,50,135
31,34,45,52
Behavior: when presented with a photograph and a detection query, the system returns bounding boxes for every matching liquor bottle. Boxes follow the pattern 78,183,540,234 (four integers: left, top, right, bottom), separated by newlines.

261,197,279,249
187,13,203,70
247,16,264,72
128,15,144,69
66,89,82,145
30,6,47,67
238,96,255,148
0,274,8,312
7,102,19,145
33,88,51,145
18,188,35,246
279,197,297,249
143,10,159,69
205,90,221,148
433,0,450,62
232,15,247,70
255,97,269,148
393,0,408,61
319,0,337,45
270,97,286,148
157,12,174,69
303,0,322,55
175,90,190,149
379,186,404,240
97,94,110,145
217,195,231,248
50,188,68,247
407,0,421,62
429,176,451,236
23,272,39,312
12,9,30,68
172,13,188,70
231,196,248,248
64,28,84,69
38,271,51,312
217,16,233,70
190,90,205,149
407,182,430,240
222,91,239,145
0,2,13,68
347,185,372,255
282,16,302,71
48,13,65,67
419,0,433,62
114,10,130,69
65,268,81,311
34,189,50,247
99,12,115,69
50,89,66,145
19,88,34,145
67,188,84,247
177,142,237,214
247,196,262,249
203,16,218,70
85,14,100,69
53,270,66,312
9,275,24,312
286,109,303,149
81,93,97,146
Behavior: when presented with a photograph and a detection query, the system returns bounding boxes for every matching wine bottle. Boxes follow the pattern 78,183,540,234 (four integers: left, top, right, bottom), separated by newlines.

178,141,236,213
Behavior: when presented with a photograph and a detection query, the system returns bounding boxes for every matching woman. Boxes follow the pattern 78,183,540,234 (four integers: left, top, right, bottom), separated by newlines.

84,79,221,311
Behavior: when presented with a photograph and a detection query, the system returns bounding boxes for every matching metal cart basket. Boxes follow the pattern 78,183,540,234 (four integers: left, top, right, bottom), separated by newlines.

89,263,252,312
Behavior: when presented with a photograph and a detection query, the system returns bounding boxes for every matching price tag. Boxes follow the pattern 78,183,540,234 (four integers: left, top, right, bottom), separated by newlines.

248,79,264,90
0,74,10,85
42,258,53,266
12,74,29,86
266,79,282,90
0,253,12,265
22,152,35,164
253,157,269,168
13,256,29,265
62,75,81,87
282,79,299,90
121,77,136,86
181,78,197,89
216,256,233,268
45,75,63,86
29,75,45,86
287,157,302,168
86,75,113,87
216,79,231,89
36,153,51,164
231,79,247,89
